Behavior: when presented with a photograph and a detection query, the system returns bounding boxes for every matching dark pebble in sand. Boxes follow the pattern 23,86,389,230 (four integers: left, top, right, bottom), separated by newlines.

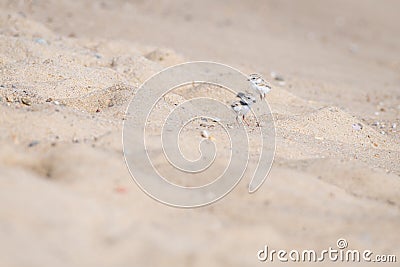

28,140,39,147
271,71,285,81
21,97,32,106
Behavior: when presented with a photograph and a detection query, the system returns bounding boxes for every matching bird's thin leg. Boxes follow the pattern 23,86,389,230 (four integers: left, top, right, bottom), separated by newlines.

235,115,241,125
243,115,250,126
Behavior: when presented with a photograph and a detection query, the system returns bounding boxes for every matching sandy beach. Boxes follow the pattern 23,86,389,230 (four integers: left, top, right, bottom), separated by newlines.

0,1,399,266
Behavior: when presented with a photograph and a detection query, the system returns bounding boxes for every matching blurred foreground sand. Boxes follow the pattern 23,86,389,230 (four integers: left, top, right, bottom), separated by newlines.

0,1,399,266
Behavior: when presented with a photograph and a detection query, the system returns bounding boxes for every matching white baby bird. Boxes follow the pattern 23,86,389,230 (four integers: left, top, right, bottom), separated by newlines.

231,92,256,126
248,73,272,100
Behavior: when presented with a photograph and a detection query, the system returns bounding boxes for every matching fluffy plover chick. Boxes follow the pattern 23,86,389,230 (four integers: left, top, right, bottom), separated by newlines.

248,73,272,100
231,92,256,126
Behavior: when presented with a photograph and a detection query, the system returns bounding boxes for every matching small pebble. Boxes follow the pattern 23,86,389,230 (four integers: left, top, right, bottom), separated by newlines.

46,98,53,102
380,130,386,135
115,186,127,194
352,123,363,131
21,97,32,106
201,130,209,139
53,100,60,105
107,100,114,107
5,96,13,103
348,43,359,53
28,140,39,147
34,38,48,45
392,123,397,129
270,71,285,81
